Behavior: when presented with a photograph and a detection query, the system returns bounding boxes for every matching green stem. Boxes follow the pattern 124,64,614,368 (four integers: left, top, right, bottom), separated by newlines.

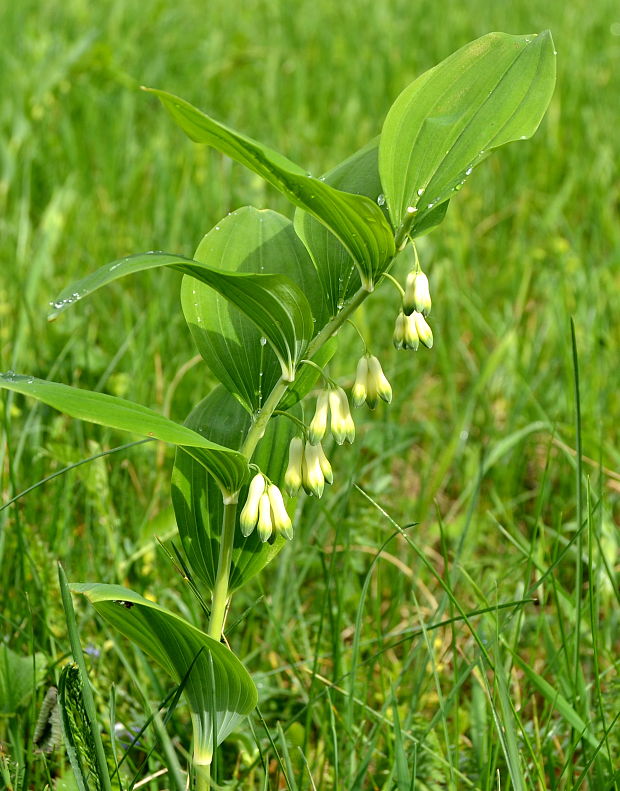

195,762,210,790
208,502,238,640
206,285,376,642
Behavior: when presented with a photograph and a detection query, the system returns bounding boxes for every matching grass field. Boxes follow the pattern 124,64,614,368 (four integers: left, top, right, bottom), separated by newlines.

1,0,619,788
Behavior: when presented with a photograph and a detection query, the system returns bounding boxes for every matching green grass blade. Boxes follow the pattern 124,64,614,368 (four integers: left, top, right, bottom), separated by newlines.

58,564,113,791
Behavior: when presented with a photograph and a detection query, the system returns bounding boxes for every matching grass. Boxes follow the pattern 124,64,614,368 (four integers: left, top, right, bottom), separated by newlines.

1,0,619,788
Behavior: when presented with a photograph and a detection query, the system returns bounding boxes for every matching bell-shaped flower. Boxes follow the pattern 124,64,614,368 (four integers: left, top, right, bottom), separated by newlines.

316,442,333,485
302,442,325,498
284,436,304,496
257,492,273,542
308,389,330,445
328,387,355,445
403,312,420,350
366,355,392,408
239,473,266,536
352,356,369,407
413,311,433,348
267,484,293,540
393,312,408,350
404,271,431,316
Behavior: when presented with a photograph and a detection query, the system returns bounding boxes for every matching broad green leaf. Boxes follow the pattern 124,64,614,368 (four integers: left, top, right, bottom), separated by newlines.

71,583,258,764
379,31,556,235
172,386,299,595
0,644,46,714
0,373,247,495
295,140,383,317
182,207,324,413
48,249,313,383
146,87,395,289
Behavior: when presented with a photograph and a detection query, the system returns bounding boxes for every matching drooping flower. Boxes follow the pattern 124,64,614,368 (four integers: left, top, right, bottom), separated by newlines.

352,356,369,407
316,442,333,485
308,389,330,445
328,387,355,445
267,484,293,539
366,355,392,408
257,492,273,542
404,271,431,316
413,311,433,348
393,312,408,350
239,473,266,536
284,437,304,496
302,442,325,498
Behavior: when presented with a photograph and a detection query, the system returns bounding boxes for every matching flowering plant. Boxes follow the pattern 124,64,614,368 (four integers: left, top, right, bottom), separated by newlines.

0,31,555,788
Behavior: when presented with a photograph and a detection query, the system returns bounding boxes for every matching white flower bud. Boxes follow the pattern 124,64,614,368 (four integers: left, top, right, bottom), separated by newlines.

413,312,433,348
329,387,355,445
302,442,325,498
404,271,431,316
367,355,392,407
284,437,304,496
316,442,333,485
267,484,293,540
352,356,368,407
239,473,266,536
393,312,407,350
403,313,420,350
413,272,432,316
257,492,273,542
308,389,329,445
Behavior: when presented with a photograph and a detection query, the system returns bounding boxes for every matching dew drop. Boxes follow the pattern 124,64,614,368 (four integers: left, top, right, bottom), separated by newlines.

465,167,473,176
376,193,385,206
406,206,417,214
417,187,425,196
259,336,267,346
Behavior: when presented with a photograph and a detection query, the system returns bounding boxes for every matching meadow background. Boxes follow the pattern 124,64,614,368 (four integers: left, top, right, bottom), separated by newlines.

1,0,619,788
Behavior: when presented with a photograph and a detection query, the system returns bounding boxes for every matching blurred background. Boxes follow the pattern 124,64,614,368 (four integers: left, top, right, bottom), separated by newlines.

1,0,619,788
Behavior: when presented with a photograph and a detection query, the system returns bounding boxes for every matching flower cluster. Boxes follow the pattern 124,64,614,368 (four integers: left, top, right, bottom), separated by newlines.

352,354,392,409
239,474,293,542
284,436,333,498
394,269,433,350
309,386,355,445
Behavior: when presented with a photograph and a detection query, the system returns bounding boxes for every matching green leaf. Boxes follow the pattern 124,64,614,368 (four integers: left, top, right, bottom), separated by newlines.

0,373,247,495
181,207,323,412
379,31,557,236
48,248,313,383
294,140,388,316
71,583,258,764
0,644,46,714
146,87,395,289
172,386,298,595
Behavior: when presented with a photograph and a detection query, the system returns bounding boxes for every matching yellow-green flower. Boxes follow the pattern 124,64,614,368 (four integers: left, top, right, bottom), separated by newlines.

328,387,355,445
267,484,293,540
308,389,329,445
239,473,266,537
302,442,325,498
413,311,433,348
393,312,408,350
366,355,392,408
316,442,333,485
284,437,304,496
404,271,431,316
257,492,273,542
352,356,369,407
